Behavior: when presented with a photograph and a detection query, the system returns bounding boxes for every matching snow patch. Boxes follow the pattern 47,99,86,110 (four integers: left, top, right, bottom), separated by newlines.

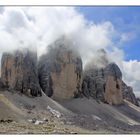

92,115,102,121
47,106,61,118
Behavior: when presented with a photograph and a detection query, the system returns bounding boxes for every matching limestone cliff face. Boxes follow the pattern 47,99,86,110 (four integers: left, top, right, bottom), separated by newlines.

104,76,122,105
82,58,140,106
122,81,139,106
38,37,83,100
1,52,23,89
0,43,138,106
1,49,41,96
82,68,105,101
104,63,123,105
82,62,123,105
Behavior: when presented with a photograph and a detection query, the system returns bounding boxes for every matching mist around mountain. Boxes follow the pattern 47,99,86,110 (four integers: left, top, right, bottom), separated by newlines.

0,37,140,134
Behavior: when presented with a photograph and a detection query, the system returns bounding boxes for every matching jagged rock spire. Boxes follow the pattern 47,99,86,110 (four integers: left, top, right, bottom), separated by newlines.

1,49,41,97
38,37,83,100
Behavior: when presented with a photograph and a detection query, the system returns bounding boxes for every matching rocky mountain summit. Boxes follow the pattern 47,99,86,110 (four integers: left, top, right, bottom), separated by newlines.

82,50,139,106
82,63,123,105
38,37,83,100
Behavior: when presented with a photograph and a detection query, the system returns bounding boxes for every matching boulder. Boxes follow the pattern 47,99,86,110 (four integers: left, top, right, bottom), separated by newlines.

1,49,41,96
38,37,83,100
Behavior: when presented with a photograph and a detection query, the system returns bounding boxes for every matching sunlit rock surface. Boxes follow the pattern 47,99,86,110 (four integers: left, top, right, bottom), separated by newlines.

1,49,41,96
38,37,83,100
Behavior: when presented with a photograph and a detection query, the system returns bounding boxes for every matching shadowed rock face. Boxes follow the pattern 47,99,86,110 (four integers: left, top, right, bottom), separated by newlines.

122,82,139,106
105,63,139,106
38,37,83,100
104,63,122,79
0,78,4,89
82,68,105,101
82,63,123,105
1,49,42,97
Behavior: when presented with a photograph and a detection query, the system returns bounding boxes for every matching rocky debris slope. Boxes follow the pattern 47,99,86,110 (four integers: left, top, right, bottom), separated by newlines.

0,93,26,121
0,91,88,134
1,49,41,97
1,90,140,134
60,97,140,134
38,37,83,100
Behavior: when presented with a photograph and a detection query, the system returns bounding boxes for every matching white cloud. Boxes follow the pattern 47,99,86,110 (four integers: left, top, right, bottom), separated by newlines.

0,7,117,62
108,47,125,65
0,7,4,14
120,32,137,44
121,60,140,96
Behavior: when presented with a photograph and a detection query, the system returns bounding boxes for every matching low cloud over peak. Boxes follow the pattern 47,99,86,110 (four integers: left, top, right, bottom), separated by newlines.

0,7,140,96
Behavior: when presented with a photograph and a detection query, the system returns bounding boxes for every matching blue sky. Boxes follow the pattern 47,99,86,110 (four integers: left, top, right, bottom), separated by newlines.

78,7,140,61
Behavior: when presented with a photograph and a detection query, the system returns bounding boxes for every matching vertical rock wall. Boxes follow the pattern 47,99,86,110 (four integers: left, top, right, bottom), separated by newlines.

104,76,123,105
1,49,41,96
0,44,138,106
122,81,139,106
104,63,123,105
82,63,123,105
38,37,83,100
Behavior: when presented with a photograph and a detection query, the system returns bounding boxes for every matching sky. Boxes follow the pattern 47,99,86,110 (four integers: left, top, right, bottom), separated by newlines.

78,7,140,61
0,6,140,96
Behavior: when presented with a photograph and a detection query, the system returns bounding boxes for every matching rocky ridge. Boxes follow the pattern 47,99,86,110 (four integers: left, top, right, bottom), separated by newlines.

0,38,139,106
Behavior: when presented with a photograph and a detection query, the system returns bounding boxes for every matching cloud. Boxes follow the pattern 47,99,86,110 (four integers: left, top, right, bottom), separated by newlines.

121,60,140,96
0,7,37,52
0,7,139,96
0,7,4,14
0,7,117,62
119,32,137,44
